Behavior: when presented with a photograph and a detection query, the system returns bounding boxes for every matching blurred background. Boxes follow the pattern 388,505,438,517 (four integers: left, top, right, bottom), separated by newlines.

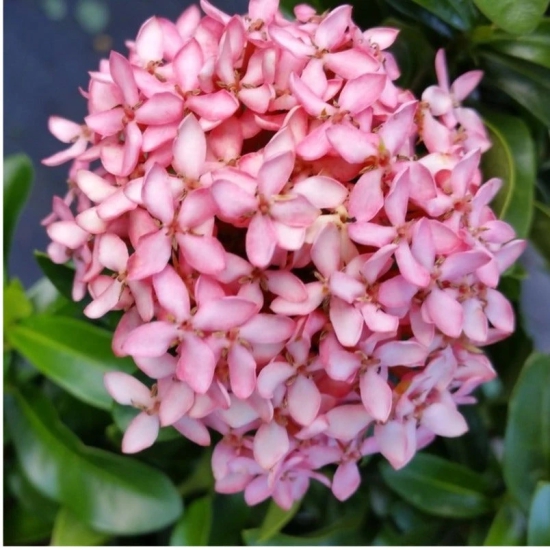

4,0,248,287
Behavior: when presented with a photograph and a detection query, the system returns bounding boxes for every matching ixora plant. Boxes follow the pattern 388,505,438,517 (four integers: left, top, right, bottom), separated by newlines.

4,0,550,546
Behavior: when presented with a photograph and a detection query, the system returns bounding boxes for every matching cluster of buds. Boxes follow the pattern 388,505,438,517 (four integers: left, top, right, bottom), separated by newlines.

43,0,524,509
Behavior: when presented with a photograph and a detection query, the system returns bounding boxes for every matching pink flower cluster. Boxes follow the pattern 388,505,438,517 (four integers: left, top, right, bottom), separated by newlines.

43,0,525,509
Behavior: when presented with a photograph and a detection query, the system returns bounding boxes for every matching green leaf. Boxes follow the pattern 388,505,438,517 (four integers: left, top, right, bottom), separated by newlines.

3,154,33,273
473,20,550,69
34,251,76,301
380,453,494,518
530,201,550,264
3,278,33,328
6,315,135,410
51,507,110,546
473,0,549,34
4,502,54,545
481,52,550,126
5,386,182,534
386,18,435,93
7,466,59,521
504,353,550,510
484,500,526,545
528,482,550,545
410,0,476,31
170,495,212,546
257,499,301,542
481,110,536,238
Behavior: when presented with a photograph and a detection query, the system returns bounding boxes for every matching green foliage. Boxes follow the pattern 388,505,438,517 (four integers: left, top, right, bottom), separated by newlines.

527,482,550,545
3,154,33,275
51,508,110,546
170,495,213,545
473,0,549,34
503,353,550,511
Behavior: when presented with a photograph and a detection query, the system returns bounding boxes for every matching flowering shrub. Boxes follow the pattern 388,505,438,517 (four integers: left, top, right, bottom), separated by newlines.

40,0,525,509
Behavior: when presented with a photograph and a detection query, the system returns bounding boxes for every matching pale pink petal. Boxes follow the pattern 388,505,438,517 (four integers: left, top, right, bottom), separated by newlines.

244,475,271,506
451,70,483,101
293,176,347,210
330,297,364,348
315,5,351,50
84,108,125,136
375,419,416,469
104,372,152,406
360,302,399,333
177,333,216,394
135,93,183,125
178,233,226,274
425,287,463,338
211,180,257,220
270,282,324,316
142,164,174,224
421,85,452,116
462,298,488,342
174,38,203,91
379,101,417,155
265,270,307,302
311,223,340,278
159,381,195,426
421,403,468,437
193,297,257,331
324,49,379,79
270,195,320,227
122,412,160,453
325,404,371,441
439,250,491,281
186,90,239,121
268,25,315,58
348,222,396,248
348,169,384,222
258,151,295,197
326,122,378,164
360,369,392,422
84,279,124,319
134,355,177,379
288,375,321,427
228,344,257,400
109,51,139,106
48,116,82,142
152,265,190,320
123,321,179,357
173,416,211,446
177,188,217,229
375,340,427,367
332,461,360,501
395,241,431,288
339,73,386,114
360,244,397,284
329,271,364,303
240,314,295,344
172,113,206,179
47,221,89,249
254,421,289,470
136,16,164,62
378,275,418,309
246,212,277,268
75,170,116,202
120,121,142,177
485,288,514,333
288,73,334,118
257,361,294,398
127,230,172,280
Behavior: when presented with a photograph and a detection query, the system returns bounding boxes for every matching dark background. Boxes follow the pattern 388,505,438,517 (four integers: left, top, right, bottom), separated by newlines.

4,0,248,287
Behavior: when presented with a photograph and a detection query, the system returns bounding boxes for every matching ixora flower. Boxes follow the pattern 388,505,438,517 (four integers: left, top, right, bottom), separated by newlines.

43,0,525,509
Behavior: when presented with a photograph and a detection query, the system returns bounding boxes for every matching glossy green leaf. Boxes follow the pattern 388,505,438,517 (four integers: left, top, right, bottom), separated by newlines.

7,315,135,410
481,52,550,126
208,492,257,546
473,20,550,69
383,0,455,37
256,499,301,542
5,386,182,534
3,278,33,328
528,482,550,545
386,18,434,93
481,110,536,238
4,502,53,545
484,500,526,545
380,453,494,518
473,0,549,34
51,507,109,546
410,0,477,30
504,353,550,510
170,495,212,546
34,251,76,301
530,201,550,264
7,467,59,521
4,154,33,272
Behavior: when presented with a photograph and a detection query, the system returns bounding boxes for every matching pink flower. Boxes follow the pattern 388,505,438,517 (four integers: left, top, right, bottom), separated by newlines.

42,0,524,508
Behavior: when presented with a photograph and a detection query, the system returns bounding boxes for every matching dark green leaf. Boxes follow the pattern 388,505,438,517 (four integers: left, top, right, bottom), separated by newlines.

410,0,476,30
528,481,550,545
386,18,435,93
34,251,76,301
7,315,135,410
3,154,33,273
3,278,33,328
5,386,183,534
481,52,550,126
208,492,258,546
473,20,550,69
380,453,494,518
481,110,536,238
4,502,53,545
170,495,212,546
484,500,526,545
7,467,59,521
473,0,549,34
383,0,455,36
530,201,550,264
51,507,110,546
503,353,550,511
257,499,301,542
